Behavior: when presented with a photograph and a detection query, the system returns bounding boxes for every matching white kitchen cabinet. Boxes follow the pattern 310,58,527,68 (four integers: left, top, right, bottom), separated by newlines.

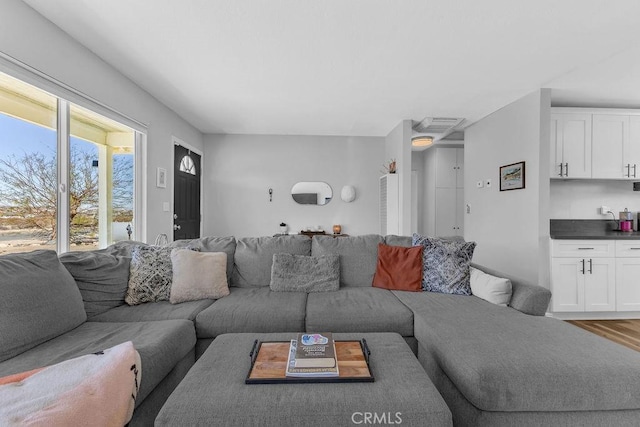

628,116,640,175
551,257,615,312
550,113,592,178
615,241,640,311
584,258,616,311
549,239,640,315
592,114,633,179
551,240,616,313
615,258,640,311
551,258,584,312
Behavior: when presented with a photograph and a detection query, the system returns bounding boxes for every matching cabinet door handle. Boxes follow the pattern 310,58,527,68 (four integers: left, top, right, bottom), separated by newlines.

588,259,593,274
634,164,637,178
581,259,585,274
559,163,564,177
626,164,631,177
577,247,594,250
629,248,640,250
565,163,569,177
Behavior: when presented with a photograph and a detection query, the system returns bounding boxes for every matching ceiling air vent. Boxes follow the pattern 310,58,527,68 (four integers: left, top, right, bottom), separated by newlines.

412,117,464,135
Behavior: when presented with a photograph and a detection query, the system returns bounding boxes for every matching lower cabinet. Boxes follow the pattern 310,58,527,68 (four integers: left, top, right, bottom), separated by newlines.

615,258,640,311
551,257,615,312
551,239,640,315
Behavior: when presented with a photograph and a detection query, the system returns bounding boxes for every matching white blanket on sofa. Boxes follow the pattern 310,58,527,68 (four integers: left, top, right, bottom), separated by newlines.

0,341,141,427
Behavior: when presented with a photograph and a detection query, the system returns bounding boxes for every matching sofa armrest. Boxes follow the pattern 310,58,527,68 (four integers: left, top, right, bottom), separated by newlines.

470,263,551,316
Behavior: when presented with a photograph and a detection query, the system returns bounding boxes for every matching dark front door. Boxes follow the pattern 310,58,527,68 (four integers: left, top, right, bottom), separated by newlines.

174,144,201,241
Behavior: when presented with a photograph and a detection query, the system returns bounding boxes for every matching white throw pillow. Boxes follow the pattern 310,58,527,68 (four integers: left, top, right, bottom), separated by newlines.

469,267,512,306
170,249,230,304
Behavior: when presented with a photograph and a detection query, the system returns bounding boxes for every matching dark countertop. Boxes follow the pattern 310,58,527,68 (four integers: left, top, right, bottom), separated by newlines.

550,219,640,240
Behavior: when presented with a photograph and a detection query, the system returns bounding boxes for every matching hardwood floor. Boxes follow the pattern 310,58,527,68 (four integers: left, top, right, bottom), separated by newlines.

567,319,640,352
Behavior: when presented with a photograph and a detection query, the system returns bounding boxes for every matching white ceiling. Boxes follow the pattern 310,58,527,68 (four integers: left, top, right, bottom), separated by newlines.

21,0,640,136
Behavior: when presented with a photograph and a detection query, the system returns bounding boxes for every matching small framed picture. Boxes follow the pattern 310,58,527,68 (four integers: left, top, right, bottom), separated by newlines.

500,161,525,191
156,167,167,188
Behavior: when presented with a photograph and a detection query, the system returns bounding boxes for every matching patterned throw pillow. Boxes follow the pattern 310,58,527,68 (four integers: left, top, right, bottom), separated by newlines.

412,234,476,295
125,245,174,305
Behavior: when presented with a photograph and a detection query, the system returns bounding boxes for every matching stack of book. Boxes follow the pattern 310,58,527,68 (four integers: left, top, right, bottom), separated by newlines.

286,332,339,377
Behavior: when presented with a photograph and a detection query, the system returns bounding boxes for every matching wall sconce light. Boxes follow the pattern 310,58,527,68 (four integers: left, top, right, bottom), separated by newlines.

341,185,356,203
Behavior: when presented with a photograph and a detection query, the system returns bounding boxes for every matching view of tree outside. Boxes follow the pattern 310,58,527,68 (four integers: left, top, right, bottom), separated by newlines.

0,112,134,254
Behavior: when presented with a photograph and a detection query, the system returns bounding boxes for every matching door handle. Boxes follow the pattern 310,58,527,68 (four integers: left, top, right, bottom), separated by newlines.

626,164,630,177
581,259,585,274
173,224,181,231
559,163,564,177
588,259,593,274
565,163,568,177
634,164,637,178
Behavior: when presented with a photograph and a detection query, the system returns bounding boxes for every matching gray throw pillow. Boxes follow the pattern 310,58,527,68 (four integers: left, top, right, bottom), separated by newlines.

270,253,340,293
0,250,86,363
60,250,131,317
412,234,476,295
125,245,174,305
233,236,311,287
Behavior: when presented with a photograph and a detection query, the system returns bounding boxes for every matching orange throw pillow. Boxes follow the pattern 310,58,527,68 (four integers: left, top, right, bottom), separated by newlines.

372,243,423,291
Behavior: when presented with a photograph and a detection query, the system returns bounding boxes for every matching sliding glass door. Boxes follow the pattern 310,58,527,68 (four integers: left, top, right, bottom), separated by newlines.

0,71,140,254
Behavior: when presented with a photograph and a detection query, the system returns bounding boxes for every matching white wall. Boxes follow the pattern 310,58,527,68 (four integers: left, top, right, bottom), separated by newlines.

1,0,203,242
551,180,640,219
385,120,413,234
465,89,551,288
203,134,384,237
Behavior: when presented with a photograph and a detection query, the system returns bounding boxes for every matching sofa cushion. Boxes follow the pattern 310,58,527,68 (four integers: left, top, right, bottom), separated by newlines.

60,250,131,318
270,253,340,292
0,250,86,363
412,234,475,294
170,249,229,303
87,300,214,323
169,236,236,283
306,287,414,336
393,290,640,412
125,245,174,305
311,234,383,287
232,236,311,287
0,320,195,406
372,243,422,292
384,235,412,247
195,287,307,338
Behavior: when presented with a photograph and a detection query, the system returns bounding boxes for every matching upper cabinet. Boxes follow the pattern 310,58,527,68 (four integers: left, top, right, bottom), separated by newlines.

551,108,640,180
550,113,592,178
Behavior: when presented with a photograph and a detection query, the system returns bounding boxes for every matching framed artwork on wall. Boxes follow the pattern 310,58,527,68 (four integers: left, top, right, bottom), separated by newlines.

499,161,525,191
156,167,167,188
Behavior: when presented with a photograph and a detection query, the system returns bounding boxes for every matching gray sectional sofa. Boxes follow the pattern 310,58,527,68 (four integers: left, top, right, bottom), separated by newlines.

2,234,640,426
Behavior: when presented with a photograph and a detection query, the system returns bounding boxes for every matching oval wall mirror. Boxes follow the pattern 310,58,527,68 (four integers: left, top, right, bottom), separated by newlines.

291,181,333,206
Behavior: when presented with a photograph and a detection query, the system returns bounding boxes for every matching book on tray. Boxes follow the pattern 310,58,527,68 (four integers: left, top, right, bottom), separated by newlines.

285,333,339,377
294,332,336,368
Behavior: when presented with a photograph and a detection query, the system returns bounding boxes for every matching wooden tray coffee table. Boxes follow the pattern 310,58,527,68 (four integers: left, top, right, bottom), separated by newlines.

245,339,374,384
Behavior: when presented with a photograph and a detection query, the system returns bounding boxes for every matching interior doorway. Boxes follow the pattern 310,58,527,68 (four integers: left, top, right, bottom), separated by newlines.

173,142,201,240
